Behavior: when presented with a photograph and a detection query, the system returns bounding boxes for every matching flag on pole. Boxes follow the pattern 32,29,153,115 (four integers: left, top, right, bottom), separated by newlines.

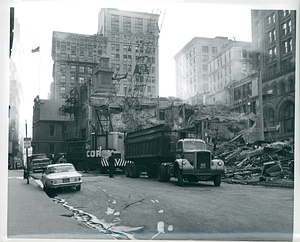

31,46,40,53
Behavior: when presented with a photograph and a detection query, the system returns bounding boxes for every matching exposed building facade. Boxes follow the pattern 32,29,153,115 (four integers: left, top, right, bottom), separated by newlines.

98,8,160,99
51,31,107,100
251,10,296,141
174,36,230,104
207,40,253,105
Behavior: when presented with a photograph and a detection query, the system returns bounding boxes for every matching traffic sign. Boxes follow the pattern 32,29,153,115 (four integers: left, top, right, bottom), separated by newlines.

24,137,31,149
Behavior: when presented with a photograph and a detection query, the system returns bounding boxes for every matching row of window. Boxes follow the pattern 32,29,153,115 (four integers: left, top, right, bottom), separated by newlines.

267,10,292,25
111,15,146,33
267,20,292,44
57,41,103,56
268,38,293,61
60,64,93,74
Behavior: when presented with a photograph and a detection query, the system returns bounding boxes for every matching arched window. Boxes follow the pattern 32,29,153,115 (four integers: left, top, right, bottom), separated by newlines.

264,107,275,127
289,79,294,92
273,84,277,95
280,82,285,94
280,102,294,134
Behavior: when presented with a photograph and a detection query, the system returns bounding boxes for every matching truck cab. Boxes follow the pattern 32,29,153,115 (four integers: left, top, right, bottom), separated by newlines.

168,139,225,186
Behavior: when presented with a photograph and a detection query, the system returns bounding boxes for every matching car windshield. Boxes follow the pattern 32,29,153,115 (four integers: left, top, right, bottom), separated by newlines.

48,165,76,174
183,140,206,150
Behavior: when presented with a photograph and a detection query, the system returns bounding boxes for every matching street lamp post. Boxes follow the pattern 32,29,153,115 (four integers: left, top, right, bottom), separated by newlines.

25,120,29,184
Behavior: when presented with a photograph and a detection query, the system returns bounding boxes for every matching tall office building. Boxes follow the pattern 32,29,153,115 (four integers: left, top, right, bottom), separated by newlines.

97,8,160,99
251,10,296,141
207,40,252,105
174,36,230,104
51,32,107,100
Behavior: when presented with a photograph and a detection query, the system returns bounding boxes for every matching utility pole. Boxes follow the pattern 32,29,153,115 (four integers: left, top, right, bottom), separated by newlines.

25,120,29,184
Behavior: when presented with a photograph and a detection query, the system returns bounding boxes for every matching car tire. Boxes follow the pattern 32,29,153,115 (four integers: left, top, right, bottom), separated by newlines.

76,185,81,191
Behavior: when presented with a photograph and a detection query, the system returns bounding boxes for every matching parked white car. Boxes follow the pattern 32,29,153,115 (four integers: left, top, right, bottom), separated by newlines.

41,163,82,193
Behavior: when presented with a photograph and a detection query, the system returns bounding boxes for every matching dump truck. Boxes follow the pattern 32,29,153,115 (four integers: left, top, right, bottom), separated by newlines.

66,132,126,172
124,124,225,186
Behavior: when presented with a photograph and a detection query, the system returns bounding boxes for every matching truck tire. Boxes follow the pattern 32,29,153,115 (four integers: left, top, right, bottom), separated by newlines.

158,165,170,182
125,163,130,177
214,175,221,186
177,169,184,186
130,162,141,178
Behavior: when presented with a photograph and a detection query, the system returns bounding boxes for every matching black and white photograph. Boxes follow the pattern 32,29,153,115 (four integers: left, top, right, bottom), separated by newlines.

1,0,299,241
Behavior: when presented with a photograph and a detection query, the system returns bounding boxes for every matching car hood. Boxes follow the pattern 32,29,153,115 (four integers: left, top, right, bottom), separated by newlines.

45,171,82,179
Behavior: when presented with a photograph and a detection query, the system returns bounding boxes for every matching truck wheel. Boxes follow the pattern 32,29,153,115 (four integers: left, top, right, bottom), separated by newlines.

76,185,81,191
125,163,130,177
214,175,221,186
131,163,140,178
177,169,184,186
158,165,170,182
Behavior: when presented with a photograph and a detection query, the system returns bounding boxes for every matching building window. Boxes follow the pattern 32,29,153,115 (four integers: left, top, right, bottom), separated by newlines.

60,86,66,94
60,64,66,71
123,16,131,32
212,47,217,54
193,47,196,54
242,63,247,73
123,55,127,62
202,46,209,52
282,10,291,17
202,55,209,62
49,125,55,137
79,66,85,73
111,43,115,51
61,53,66,60
79,77,85,83
60,75,66,83
87,66,93,74
116,54,120,61
288,20,292,33
135,18,143,33
61,42,66,52
283,23,287,35
70,76,75,84
111,53,115,61
79,44,84,56
88,45,93,55
280,102,294,134
111,14,120,31
71,43,76,54
71,54,76,61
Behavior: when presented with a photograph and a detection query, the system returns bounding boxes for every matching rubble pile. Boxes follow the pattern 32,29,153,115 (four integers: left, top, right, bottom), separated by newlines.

213,139,294,182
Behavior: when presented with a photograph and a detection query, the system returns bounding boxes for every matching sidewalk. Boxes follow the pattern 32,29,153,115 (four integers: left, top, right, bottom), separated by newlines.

7,170,110,240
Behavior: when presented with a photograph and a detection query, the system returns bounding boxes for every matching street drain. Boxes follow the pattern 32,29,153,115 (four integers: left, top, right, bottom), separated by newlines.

53,197,143,240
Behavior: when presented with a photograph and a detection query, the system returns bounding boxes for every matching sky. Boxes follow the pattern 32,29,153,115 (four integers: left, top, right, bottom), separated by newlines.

9,0,298,136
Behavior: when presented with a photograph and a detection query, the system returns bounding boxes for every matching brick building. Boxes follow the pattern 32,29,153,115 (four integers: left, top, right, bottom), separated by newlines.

31,96,67,156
